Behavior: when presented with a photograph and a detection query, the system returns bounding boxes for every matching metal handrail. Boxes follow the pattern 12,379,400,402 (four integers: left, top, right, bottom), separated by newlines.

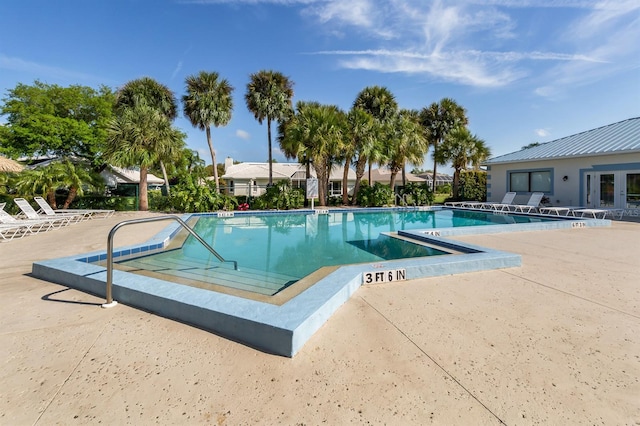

103,215,237,308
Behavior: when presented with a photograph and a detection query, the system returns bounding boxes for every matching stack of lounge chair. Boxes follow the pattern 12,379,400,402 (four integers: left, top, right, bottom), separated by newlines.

0,198,115,243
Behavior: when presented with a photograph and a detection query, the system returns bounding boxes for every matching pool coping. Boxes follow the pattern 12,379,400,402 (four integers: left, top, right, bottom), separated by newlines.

31,207,611,357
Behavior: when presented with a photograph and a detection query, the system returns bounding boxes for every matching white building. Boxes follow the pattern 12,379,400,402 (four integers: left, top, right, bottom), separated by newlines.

483,117,640,212
220,157,356,197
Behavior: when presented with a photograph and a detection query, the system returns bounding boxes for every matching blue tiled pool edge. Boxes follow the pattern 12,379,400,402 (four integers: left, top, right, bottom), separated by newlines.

31,209,611,357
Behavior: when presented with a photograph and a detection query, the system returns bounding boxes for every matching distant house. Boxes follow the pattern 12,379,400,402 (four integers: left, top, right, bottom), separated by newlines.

483,117,640,211
220,157,356,197
100,165,164,189
368,168,427,188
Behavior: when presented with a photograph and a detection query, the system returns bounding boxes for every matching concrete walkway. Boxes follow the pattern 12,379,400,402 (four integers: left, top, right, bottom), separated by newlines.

0,212,638,425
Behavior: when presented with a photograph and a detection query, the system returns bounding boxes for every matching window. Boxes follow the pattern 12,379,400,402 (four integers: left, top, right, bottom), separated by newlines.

509,170,551,193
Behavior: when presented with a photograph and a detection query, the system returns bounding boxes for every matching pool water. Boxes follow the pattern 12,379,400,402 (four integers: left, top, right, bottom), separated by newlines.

114,209,551,295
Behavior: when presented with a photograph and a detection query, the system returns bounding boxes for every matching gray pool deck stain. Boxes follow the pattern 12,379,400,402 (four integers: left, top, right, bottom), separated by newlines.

1,211,639,424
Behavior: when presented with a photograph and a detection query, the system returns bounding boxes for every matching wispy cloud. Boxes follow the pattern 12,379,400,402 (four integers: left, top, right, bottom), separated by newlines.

0,54,101,83
236,129,251,140
171,60,183,80
181,0,639,91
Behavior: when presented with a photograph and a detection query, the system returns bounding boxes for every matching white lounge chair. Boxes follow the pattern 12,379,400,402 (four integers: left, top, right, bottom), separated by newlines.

510,192,545,213
13,198,74,228
0,205,57,234
465,192,517,211
33,196,114,220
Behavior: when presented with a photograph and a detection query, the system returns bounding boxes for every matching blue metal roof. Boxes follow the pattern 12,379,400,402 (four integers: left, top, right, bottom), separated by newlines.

485,117,640,164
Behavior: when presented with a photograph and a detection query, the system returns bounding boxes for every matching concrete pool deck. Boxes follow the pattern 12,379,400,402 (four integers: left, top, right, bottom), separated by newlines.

1,211,639,424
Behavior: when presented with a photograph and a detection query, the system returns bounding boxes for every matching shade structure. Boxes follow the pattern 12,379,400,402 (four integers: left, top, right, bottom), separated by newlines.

0,156,24,173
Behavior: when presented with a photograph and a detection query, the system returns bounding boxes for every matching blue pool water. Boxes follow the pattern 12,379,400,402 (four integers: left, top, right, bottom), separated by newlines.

115,209,553,294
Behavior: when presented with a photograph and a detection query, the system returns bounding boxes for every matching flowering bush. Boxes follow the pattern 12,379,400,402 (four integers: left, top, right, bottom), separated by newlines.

238,202,249,211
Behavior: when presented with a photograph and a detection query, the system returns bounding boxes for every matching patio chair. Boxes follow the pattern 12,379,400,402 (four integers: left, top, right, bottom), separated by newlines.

33,196,114,220
464,192,517,211
510,192,545,213
13,198,74,228
0,205,56,234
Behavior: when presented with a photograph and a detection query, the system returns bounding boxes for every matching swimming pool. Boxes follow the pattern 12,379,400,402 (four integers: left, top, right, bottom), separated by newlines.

114,209,553,297
32,207,610,357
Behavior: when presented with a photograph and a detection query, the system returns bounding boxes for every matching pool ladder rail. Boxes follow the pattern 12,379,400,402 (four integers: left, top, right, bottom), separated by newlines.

103,215,237,308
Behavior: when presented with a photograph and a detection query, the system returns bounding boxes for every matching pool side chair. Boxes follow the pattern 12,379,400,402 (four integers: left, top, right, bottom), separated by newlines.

0,206,55,234
13,198,74,228
33,196,114,220
510,192,545,213
474,192,517,211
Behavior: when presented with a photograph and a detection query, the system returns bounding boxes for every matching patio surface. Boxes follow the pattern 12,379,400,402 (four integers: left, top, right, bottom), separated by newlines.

0,211,638,425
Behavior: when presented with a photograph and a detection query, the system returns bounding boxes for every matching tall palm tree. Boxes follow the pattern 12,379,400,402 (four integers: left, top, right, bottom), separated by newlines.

106,100,180,211
245,70,294,186
386,109,428,190
278,101,345,206
437,126,490,197
343,108,377,205
182,71,234,193
353,86,398,186
420,98,468,191
115,77,178,120
111,78,182,210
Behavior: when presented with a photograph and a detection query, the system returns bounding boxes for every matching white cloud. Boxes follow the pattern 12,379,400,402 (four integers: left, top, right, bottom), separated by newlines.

535,128,550,137
236,129,251,140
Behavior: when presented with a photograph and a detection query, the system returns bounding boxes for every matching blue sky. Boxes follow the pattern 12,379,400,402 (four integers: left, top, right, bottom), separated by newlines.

1,0,639,173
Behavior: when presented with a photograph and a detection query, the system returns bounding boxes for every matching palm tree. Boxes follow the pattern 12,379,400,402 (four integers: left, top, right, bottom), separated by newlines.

106,100,180,211
115,77,178,120
182,71,234,193
437,126,490,198
343,108,377,205
420,98,468,191
353,86,398,186
111,78,182,210
55,160,102,209
385,109,429,190
245,70,294,186
14,166,59,206
278,101,345,206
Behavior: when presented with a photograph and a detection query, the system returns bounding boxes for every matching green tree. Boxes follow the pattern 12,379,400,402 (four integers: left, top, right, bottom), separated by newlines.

0,81,114,164
385,109,429,190
106,99,183,211
278,101,345,206
437,126,490,198
109,78,182,211
343,108,377,205
420,98,468,190
183,71,234,193
245,70,294,186
353,86,398,186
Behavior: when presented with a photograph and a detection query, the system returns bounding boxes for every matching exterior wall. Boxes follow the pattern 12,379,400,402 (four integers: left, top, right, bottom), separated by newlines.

486,153,640,207
225,178,354,198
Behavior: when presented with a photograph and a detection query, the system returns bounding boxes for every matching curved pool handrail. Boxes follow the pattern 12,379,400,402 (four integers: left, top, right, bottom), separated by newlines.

104,215,237,308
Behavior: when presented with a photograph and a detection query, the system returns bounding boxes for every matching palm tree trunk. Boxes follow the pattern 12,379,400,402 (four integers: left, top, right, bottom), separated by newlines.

389,171,398,192
160,161,171,196
47,192,56,208
431,139,439,191
139,167,149,211
342,160,351,205
267,119,273,186
402,165,406,187
63,186,78,209
351,156,367,206
206,126,219,194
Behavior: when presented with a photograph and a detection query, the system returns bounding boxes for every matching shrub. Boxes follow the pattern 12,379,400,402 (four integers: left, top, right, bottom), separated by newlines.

398,182,434,206
356,182,394,207
457,170,487,201
252,180,304,210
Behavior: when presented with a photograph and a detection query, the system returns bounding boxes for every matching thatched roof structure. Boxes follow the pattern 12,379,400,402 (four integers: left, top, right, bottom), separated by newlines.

0,156,24,173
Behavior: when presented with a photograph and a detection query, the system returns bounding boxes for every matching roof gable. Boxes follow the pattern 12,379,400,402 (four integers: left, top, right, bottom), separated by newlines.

485,117,640,164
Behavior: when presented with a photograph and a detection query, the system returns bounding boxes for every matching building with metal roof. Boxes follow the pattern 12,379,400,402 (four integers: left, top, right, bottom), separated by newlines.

482,117,640,211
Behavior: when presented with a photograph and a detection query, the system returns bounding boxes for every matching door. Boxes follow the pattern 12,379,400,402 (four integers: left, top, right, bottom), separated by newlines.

586,171,640,210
